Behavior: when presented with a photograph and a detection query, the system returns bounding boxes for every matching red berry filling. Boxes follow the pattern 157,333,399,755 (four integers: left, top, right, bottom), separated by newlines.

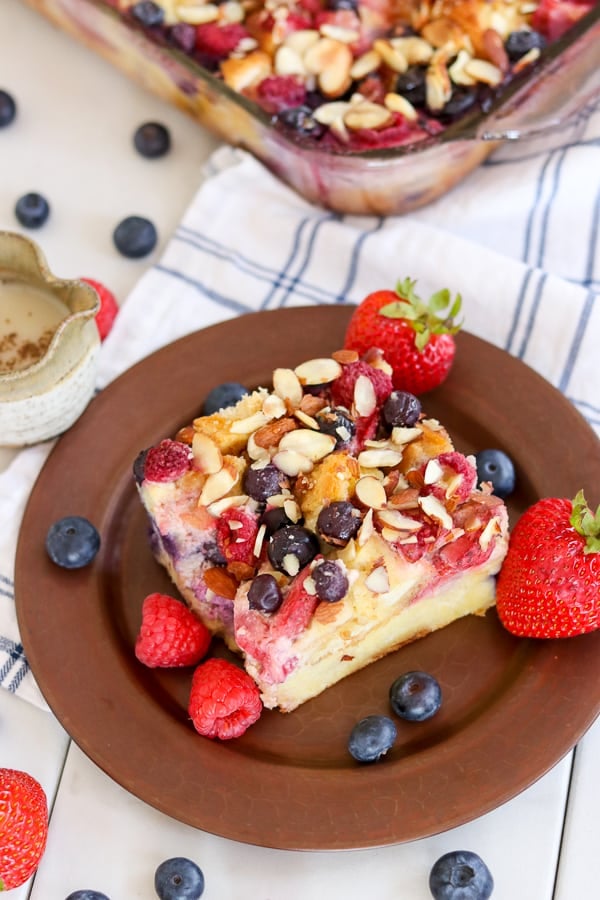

144,440,192,483
255,75,307,114
216,508,260,565
195,23,249,58
331,359,393,410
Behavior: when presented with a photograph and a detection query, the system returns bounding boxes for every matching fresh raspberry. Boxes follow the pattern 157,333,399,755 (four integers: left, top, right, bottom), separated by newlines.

255,76,307,114
81,277,119,340
195,23,249,58
188,657,262,739
143,439,192,483
216,508,259,565
135,593,211,668
331,359,393,410
424,452,477,503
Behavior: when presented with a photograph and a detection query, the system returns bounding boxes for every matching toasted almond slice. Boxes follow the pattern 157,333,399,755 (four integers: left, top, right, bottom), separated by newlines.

282,553,301,576
235,36,258,54
283,498,302,522
304,575,317,596
361,347,394,375
365,565,390,594
358,448,403,468
426,65,452,111
390,36,433,65
230,411,269,434
448,49,477,86
247,432,270,461
482,28,509,72
320,23,360,43
294,357,342,385
355,475,387,510
206,494,250,516
311,40,353,98
294,409,320,429
176,3,219,24
445,472,463,499
221,50,272,92
350,49,382,79
384,92,418,121
313,101,352,125
353,374,377,418
332,348,359,365
218,0,244,23
192,432,223,474
391,425,422,444
273,367,303,408
284,28,320,55
278,428,336,461
419,493,453,530
272,449,314,477
373,39,408,73
513,47,541,72
377,508,422,531
254,416,297,449
300,394,328,416
253,522,267,557
479,516,501,550
397,534,418,545
203,566,238,600
421,17,464,48
329,116,350,142
274,45,307,77
344,102,393,131
262,393,287,419
357,507,374,546
388,487,420,509
464,58,503,86
175,424,195,445
423,458,444,485
199,467,237,505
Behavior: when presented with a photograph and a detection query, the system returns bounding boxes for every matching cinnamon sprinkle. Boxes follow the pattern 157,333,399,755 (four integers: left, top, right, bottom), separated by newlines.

0,327,55,372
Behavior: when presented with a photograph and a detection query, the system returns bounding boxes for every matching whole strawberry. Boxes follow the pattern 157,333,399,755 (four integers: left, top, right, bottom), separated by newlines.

496,490,600,638
0,768,49,890
135,592,212,667
344,277,462,395
81,277,119,341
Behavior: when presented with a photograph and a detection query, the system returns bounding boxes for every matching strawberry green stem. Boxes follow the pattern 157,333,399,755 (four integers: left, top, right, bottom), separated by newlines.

570,490,600,554
378,277,462,352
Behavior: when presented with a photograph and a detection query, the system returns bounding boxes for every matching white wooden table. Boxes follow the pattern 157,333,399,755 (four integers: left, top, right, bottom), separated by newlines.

1,1,599,896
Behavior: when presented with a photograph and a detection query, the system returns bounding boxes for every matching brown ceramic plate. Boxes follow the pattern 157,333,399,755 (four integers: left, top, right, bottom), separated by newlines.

15,306,600,850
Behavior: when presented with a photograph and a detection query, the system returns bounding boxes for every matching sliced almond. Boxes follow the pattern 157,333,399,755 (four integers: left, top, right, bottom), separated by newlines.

294,409,320,429
373,39,408,73
421,17,464,48
199,466,238,506
388,487,420,509
479,516,501,550
444,472,463,499
221,50,272,92
350,49,382,79
253,522,267,558
464,58,503,86
283,28,320,56
419,493,453,530
278,429,336,461
203,566,238,600
230,410,270,434
294,357,342,385
358,448,403,469
513,47,541,72
299,393,328,416
218,0,244,22
313,600,343,623
357,507,374,546
262,392,287,419
353,374,377,418
192,432,223,474
426,64,452,111
355,475,387,510
313,101,352,126
273,367,303,408
365,565,390,594
344,102,393,131
254,416,297,449
176,3,219,24
303,575,317,596
206,494,249,516
332,348,359,365
319,23,359,43
448,49,477,86
391,425,422,444
283,498,302,522
282,553,301,576
384,92,418,121
482,28,509,73
423,458,444,485
272,449,314,477
175,424,195,445
376,508,422,531
304,38,353,98
274,45,307,77
247,432,270,461
391,36,434,65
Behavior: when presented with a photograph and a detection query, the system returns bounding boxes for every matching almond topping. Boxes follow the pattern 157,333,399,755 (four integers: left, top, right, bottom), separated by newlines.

332,348,360,365
304,38,353,98
419,493,453,530
448,49,477,86
479,516,501,550
274,45,307,77
253,523,267,558
176,3,219,24
192,432,223,474
355,475,387,510
423,458,444,485
175,425,195,445
206,494,249,516
319,23,360,43
313,101,352,125
353,374,377,417
284,28,320,55
358,448,403,468
219,0,245,23
384,92,418,121
294,409,320,429
350,49,382,79
294,357,342,385
247,432,270,461
299,393,327,416
204,566,238,600
390,36,434,65
365,565,390,594
272,448,314,477
376,509,422,531
221,50,272,92
373,39,408,73
464,58,503,86
273,367,303,408
230,411,270,434
254,416,298,449
313,600,343,623
283,498,302,522
262,393,287,419
391,425,422,444
388,487,420,509
199,466,237,506
344,101,393,131
278,428,336,461
357,507,375,545
282,553,301,576
304,576,317,595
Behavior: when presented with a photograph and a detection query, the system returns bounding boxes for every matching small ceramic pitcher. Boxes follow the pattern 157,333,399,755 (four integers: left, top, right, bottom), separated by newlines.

0,230,101,446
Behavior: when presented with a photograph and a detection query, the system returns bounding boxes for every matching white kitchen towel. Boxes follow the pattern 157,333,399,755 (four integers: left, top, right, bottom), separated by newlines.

1,112,599,708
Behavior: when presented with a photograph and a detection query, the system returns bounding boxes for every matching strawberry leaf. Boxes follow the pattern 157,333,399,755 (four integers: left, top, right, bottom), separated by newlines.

570,490,600,554
379,277,463,353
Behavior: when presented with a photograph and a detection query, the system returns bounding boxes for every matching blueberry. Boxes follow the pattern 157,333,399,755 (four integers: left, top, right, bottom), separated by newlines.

326,0,358,9
312,560,348,602
315,407,356,448
0,89,17,127
267,525,320,574
248,573,283,613
275,105,326,139
65,892,111,900
243,463,289,503
131,0,165,27
429,850,494,900
383,391,421,428
133,448,149,484
348,715,397,763
395,65,427,107
474,449,515,498
202,382,248,415
154,857,205,900
45,516,101,569
260,506,294,534
113,215,157,258
389,671,442,722
316,501,361,546
170,23,197,53
15,192,50,229
505,28,546,61
134,121,171,158
435,87,478,121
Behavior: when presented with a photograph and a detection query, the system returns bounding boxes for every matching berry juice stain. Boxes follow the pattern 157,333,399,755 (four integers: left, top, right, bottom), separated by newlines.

0,279,68,373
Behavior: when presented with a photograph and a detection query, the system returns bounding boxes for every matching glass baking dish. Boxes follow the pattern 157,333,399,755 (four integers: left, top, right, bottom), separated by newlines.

22,0,600,215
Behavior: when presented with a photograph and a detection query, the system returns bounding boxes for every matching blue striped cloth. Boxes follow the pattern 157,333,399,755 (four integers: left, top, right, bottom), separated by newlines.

1,104,599,708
